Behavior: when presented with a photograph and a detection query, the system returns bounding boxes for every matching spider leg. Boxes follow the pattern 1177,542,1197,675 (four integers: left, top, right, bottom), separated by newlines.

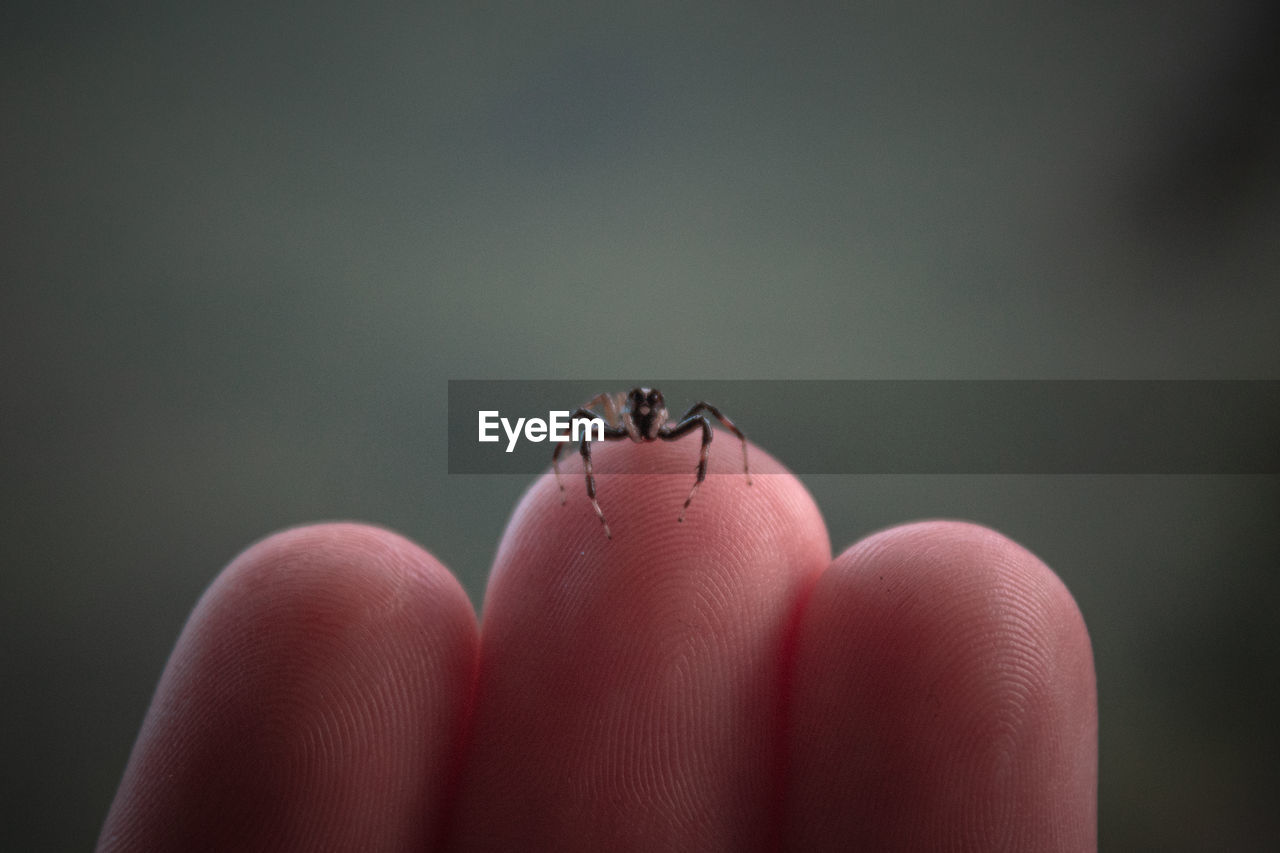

578,427,628,538
661,416,713,522
678,402,752,485
554,406,608,505
552,440,570,505
579,393,624,430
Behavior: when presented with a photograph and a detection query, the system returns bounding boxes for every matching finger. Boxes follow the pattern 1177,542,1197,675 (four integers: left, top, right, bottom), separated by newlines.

98,523,478,853
447,439,830,851
783,521,1097,850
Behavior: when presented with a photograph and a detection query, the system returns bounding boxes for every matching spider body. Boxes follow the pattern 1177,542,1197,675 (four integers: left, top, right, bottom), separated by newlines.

553,387,752,538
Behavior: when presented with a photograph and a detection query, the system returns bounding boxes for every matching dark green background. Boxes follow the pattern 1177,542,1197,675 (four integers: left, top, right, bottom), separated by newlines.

3,2,1278,849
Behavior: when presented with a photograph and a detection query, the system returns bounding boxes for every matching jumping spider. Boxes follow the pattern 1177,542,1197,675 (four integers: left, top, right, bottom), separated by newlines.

552,387,752,538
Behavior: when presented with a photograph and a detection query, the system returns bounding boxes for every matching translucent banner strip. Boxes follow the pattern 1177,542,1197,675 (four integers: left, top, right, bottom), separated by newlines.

447,380,1280,474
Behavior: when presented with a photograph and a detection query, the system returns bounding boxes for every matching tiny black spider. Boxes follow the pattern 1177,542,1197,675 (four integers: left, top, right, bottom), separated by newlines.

552,388,752,538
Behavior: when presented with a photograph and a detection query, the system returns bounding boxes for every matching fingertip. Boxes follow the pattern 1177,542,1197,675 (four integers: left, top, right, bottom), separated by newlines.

216,521,470,613
786,520,1096,850
451,440,830,848
99,523,478,852
507,438,826,562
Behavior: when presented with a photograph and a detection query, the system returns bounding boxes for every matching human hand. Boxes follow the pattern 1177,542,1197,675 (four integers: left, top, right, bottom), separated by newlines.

98,439,1096,851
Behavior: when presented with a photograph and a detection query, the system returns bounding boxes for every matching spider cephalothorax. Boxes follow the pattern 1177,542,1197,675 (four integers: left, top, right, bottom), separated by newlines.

552,387,752,538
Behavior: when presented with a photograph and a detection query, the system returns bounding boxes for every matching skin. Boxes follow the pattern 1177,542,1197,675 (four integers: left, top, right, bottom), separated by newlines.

98,439,1097,852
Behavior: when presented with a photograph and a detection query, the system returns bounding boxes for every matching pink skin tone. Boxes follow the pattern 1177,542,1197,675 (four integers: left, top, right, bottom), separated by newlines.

99,439,1096,851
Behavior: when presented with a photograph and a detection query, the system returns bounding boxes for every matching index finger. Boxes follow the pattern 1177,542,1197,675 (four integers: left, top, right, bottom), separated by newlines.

446,437,830,850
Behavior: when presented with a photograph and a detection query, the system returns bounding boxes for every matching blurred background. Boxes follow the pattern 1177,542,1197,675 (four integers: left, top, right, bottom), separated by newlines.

3,1,1277,849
